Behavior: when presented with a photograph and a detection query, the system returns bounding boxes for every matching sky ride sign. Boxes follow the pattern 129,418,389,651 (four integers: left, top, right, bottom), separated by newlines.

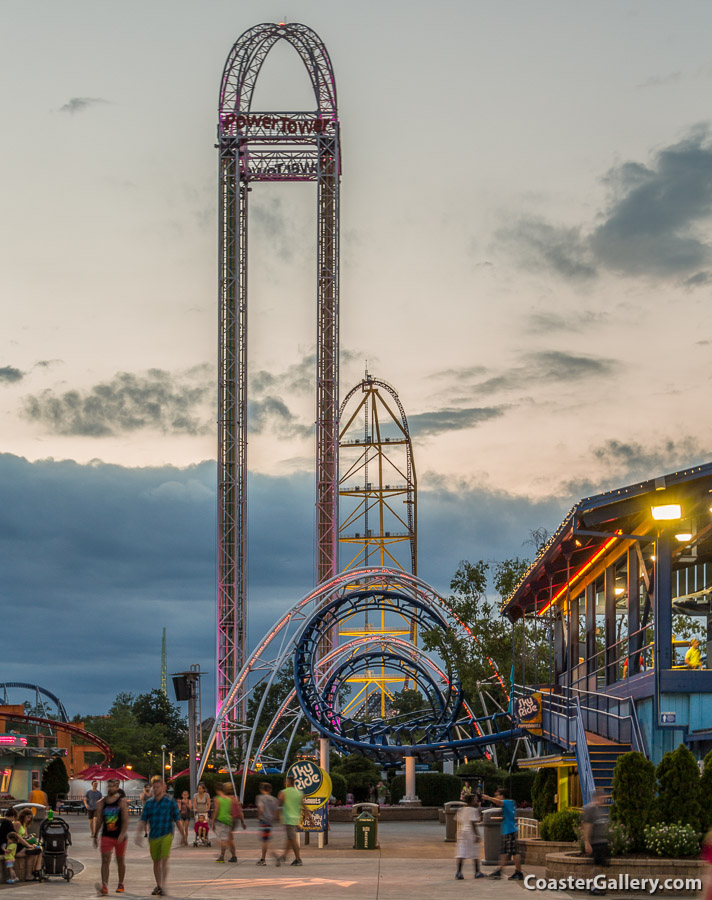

287,760,332,833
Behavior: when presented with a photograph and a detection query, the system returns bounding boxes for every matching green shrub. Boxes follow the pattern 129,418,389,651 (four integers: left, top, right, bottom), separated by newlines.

389,773,461,806
508,771,535,805
540,809,581,842
455,759,508,795
644,823,700,858
700,749,712,833
331,755,381,802
655,744,701,831
329,771,347,804
610,751,656,851
607,822,633,857
532,768,557,821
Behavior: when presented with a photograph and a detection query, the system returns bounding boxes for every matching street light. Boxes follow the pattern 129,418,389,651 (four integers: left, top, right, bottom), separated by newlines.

161,745,166,776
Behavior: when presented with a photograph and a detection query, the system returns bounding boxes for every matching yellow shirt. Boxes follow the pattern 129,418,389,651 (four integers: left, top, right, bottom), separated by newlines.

685,646,701,668
29,789,48,807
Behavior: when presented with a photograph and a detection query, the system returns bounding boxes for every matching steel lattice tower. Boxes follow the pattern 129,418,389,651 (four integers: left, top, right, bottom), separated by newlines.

217,23,341,728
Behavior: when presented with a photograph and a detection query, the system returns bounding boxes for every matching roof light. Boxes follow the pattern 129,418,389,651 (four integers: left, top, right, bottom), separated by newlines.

651,504,681,520
675,531,693,542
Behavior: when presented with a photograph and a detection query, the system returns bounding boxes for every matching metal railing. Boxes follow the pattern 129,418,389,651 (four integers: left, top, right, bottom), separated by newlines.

517,817,540,840
574,697,595,806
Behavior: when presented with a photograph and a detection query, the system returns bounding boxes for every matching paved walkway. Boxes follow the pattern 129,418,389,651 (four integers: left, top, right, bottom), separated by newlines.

1,816,553,899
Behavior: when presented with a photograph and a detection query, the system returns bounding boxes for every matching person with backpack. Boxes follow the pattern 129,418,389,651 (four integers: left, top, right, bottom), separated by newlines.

211,782,246,863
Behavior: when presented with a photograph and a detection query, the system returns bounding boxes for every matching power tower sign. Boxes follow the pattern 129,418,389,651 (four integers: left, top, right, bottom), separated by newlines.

216,23,341,732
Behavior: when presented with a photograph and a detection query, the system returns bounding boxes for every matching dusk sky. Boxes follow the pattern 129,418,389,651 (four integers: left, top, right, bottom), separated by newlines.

2,1,712,715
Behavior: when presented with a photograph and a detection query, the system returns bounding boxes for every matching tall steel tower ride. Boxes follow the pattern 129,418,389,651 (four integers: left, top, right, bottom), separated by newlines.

216,23,341,727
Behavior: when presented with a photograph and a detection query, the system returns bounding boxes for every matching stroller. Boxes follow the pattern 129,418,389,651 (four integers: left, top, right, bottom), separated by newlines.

192,814,212,847
39,816,73,881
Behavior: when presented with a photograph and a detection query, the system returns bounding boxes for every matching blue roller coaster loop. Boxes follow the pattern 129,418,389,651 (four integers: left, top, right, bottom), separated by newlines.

0,682,69,723
293,588,523,762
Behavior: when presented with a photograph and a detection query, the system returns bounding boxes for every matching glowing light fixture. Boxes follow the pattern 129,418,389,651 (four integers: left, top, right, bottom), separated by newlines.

538,532,621,616
651,504,681,520
615,587,625,596
675,530,693,542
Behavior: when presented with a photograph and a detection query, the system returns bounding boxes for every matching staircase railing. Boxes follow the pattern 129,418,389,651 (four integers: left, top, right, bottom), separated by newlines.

574,696,595,807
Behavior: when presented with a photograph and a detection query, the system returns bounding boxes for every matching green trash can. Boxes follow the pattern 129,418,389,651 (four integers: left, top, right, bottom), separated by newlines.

353,811,378,849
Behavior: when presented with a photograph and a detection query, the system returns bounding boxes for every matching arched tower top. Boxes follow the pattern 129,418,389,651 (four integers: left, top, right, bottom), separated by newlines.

219,22,338,120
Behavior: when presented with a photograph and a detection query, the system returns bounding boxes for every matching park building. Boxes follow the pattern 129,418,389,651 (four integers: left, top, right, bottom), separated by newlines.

501,461,712,810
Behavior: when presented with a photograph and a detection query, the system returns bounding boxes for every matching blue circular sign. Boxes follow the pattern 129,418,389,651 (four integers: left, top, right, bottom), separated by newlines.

287,760,324,796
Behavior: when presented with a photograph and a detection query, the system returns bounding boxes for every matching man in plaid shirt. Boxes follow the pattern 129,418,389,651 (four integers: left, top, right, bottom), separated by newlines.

136,779,180,897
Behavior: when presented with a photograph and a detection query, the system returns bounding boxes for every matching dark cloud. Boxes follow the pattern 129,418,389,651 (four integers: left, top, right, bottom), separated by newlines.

59,97,108,114
526,310,605,334
637,72,683,90
499,218,597,281
501,128,712,285
561,437,710,497
683,271,712,289
409,406,505,437
22,367,211,436
0,366,24,384
443,351,617,399
0,453,572,714
248,395,312,439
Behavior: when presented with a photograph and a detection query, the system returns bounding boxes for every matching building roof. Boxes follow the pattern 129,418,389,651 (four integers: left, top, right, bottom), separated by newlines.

501,461,712,622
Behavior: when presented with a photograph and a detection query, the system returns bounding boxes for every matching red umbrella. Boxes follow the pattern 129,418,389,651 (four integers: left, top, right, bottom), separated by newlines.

115,767,146,781
168,768,189,782
73,764,107,780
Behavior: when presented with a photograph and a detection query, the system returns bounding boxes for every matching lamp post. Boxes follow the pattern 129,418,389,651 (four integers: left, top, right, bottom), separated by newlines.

161,745,166,777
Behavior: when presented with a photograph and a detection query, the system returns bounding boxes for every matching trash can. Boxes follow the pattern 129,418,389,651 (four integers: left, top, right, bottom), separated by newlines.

443,800,465,842
351,802,380,819
353,811,379,849
482,806,503,865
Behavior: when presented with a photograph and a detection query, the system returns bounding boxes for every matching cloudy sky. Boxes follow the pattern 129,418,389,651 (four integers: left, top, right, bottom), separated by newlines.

2,0,712,715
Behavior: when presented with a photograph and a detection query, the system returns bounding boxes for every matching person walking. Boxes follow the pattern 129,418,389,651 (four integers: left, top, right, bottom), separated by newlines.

85,781,104,837
483,787,523,880
583,788,609,896
256,782,280,866
278,775,305,866
136,778,180,897
94,778,129,895
454,794,484,880
211,782,246,863
177,791,192,846
193,782,211,819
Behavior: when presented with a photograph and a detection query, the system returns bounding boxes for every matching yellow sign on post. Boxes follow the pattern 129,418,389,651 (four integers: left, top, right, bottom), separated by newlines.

287,761,332,832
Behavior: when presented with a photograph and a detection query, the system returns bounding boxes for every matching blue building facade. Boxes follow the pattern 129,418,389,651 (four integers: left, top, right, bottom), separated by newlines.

502,463,712,805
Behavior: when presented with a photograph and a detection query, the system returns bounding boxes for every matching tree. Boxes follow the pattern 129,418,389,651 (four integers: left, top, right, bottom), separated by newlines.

422,558,551,719
700,749,712,833
331,754,381,801
42,757,69,809
655,744,701,831
83,693,172,775
133,690,187,748
610,751,656,851
532,767,557,820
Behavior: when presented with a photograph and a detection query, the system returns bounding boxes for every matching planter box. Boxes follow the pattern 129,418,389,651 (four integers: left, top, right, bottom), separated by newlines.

519,839,578,866
545,851,705,894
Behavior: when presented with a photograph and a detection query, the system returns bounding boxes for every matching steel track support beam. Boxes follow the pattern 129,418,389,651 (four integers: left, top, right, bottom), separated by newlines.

217,138,248,732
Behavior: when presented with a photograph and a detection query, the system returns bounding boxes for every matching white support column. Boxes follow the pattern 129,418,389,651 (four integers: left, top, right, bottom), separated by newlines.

400,755,421,806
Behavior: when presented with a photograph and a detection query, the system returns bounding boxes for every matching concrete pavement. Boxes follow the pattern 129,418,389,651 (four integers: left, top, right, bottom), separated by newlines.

1,814,555,899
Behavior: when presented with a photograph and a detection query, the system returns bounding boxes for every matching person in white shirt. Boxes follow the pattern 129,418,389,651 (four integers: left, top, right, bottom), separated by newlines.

454,794,484,880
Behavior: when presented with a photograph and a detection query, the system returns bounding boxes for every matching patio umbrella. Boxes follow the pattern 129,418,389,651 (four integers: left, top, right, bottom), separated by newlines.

115,767,146,781
73,764,107,780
